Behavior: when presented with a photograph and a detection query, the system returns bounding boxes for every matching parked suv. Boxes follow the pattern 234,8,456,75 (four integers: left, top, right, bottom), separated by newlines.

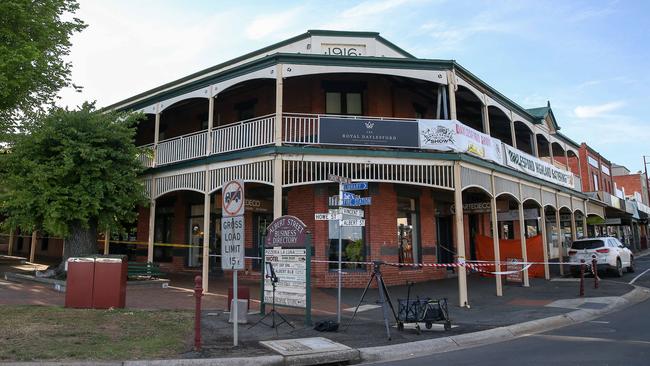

568,237,634,277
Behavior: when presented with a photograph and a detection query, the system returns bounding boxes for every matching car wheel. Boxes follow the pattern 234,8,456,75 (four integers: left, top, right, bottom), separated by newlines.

614,258,623,277
627,257,635,273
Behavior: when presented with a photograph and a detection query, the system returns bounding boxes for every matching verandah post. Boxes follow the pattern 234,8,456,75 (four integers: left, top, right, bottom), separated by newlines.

490,173,503,296
453,162,469,307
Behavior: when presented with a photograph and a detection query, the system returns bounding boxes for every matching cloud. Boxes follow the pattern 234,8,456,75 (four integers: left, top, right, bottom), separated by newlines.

341,0,413,18
573,101,625,119
245,7,304,40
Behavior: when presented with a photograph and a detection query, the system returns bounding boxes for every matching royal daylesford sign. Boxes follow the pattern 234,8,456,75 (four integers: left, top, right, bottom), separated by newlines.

504,144,574,189
418,119,503,165
319,117,419,148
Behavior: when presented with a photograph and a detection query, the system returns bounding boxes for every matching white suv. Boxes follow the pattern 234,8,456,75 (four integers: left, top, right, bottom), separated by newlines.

568,237,634,277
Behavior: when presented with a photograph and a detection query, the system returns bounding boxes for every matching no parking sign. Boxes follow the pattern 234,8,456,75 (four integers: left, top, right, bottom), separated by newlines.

222,180,245,270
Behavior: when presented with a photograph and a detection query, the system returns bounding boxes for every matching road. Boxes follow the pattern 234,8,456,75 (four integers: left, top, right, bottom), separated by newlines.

373,254,650,366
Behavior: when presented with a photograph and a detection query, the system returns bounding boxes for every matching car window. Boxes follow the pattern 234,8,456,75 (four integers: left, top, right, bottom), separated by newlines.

571,240,605,250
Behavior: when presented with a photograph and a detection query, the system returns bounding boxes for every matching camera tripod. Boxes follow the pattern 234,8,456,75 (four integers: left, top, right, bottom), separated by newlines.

346,261,398,340
249,273,294,335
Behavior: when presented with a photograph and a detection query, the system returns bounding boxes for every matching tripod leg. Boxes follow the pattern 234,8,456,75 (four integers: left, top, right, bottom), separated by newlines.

346,271,376,327
376,273,392,340
379,274,399,322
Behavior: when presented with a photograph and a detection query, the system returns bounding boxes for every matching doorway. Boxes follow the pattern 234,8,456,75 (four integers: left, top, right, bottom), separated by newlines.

436,216,454,264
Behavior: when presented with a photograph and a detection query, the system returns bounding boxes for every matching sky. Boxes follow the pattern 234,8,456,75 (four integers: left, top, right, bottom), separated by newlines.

57,0,650,172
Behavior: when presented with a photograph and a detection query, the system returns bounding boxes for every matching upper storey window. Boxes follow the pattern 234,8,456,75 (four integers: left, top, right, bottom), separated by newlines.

323,81,364,115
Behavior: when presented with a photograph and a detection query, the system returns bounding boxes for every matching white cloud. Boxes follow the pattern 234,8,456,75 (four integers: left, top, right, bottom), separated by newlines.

573,101,625,119
342,0,412,18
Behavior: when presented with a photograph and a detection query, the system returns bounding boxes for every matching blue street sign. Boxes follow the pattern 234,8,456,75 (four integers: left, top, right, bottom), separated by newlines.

340,197,372,206
342,191,360,200
342,182,368,191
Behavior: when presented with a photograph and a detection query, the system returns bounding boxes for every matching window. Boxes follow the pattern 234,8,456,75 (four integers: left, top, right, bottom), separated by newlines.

328,194,366,271
593,173,599,191
397,196,420,265
323,81,365,115
235,99,256,121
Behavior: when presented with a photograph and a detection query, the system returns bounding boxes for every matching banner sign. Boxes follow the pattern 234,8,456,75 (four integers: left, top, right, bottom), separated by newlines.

419,119,504,165
503,144,574,189
319,117,419,148
264,248,307,308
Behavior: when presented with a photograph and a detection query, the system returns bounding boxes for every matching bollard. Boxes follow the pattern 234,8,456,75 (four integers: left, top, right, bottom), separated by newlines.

194,275,203,351
592,257,599,289
579,260,585,297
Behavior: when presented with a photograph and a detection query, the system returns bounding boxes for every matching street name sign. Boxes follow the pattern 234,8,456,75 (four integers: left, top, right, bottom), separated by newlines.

340,197,372,206
315,213,343,221
329,208,364,218
340,219,366,227
328,174,351,184
342,182,368,191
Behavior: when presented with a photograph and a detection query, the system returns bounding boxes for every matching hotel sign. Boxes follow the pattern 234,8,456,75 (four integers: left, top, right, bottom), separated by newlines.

504,144,574,189
319,117,419,148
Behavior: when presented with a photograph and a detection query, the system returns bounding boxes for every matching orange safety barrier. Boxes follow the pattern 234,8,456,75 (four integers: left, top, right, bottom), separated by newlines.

475,234,545,278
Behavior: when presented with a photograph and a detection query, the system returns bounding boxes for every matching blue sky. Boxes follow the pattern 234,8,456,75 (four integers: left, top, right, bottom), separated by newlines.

59,0,650,171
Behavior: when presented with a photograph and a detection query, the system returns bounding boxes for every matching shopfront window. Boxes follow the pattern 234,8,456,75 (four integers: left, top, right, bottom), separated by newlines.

397,196,420,265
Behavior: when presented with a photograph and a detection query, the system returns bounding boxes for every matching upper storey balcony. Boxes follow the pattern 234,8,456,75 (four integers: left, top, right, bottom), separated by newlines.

133,72,583,192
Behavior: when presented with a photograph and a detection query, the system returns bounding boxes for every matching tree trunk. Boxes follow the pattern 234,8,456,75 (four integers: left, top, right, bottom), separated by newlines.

58,219,98,271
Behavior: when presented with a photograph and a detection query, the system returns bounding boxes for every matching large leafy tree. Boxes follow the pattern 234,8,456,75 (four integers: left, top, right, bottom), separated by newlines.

0,103,146,267
0,0,86,137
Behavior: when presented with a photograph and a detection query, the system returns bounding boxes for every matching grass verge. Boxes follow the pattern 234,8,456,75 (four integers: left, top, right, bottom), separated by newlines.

0,305,193,361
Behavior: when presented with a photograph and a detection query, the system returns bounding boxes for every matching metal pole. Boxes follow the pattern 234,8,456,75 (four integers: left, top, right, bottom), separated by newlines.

194,275,202,351
337,182,343,324
233,269,238,346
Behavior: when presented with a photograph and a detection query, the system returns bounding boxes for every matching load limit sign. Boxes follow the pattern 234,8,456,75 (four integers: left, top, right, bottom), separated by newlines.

222,180,245,270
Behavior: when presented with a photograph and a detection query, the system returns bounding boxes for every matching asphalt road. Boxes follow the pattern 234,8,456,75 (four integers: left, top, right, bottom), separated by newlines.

373,255,650,366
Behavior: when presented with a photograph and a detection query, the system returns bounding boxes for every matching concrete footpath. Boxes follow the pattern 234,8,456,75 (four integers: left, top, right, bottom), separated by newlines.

2,252,650,365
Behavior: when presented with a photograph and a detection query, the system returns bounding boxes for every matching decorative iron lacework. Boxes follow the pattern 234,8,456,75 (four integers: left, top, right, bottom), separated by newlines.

155,171,205,199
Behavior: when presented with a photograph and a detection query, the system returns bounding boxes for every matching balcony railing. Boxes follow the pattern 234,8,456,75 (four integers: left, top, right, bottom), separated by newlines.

156,130,208,166
138,144,155,168
573,175,582,192
138,112,582,192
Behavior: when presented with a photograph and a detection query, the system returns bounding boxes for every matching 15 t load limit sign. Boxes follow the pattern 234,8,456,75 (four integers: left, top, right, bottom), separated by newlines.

222,180,245,270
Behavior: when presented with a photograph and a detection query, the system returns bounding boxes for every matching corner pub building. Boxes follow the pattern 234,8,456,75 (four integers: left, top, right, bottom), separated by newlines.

13,30,615,306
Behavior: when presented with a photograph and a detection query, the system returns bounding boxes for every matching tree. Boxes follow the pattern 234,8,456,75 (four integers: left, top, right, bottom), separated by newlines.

0,0,86,137
0,103,146,269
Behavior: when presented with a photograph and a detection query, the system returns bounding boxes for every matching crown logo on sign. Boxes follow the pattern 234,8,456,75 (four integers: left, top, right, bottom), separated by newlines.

364,121,374,129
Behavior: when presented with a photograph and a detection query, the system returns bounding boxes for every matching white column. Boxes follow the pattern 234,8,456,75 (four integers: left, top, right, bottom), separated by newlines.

153,110,161,167
273,156,283,219
453,162,469,307
447,71,457,120
275,64,284,146
518,199,530,287
570,210,578,242
555,195,564,276
206,95,214,156
510,120,518,149
482,104,491,135
539,201,550,280
532,133,539,157
29,231,37,263
490,174,502,296
202,188,211,293
582,201,589,237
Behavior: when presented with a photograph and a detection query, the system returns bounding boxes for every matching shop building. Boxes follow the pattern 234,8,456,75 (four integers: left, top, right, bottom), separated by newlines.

3,30,625,305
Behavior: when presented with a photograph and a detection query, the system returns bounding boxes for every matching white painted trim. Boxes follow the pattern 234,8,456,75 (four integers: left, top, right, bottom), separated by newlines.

455,76,484,103
159,87,211,112
284,64,448,85
282,154,454,166
460,184,494,197
485,96,511,119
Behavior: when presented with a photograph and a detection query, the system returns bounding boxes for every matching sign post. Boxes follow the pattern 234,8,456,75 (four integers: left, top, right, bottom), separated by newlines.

325,175,370,324
222,180,245,346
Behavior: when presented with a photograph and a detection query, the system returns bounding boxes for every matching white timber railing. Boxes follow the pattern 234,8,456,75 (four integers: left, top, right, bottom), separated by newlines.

283,113,319,144
138,144,155,168
156,130,208,166
211,114,275,154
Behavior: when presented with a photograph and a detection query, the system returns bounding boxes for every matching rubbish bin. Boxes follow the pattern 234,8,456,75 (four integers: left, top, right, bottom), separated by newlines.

65,257,96,308
92,255,127,309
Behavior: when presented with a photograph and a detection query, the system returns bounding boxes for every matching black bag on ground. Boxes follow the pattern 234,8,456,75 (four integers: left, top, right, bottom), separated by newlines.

313,320,339,332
